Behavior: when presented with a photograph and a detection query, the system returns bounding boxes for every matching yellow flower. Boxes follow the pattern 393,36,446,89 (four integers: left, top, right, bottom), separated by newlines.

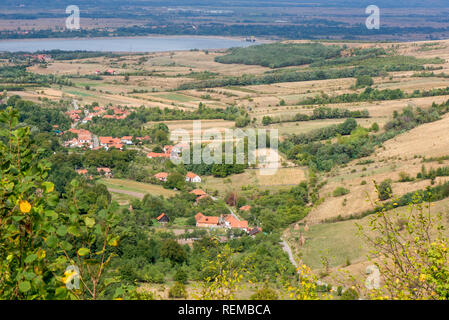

37,250,46,259
19,200,31,213
110,239,118,247
62,270,75,284
419,274,427,282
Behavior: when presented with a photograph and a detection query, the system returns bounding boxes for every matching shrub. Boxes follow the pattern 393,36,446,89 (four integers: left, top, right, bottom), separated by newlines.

174,268,188,284
398,171,413,182
356,75,374,88
333,187,350,197
169,282,188,299
370,122,380,132
250,287,279,300
340,288,359,300
378,179,393,201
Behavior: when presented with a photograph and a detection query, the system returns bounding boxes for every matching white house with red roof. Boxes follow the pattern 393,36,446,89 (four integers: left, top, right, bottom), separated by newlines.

186,172,201,183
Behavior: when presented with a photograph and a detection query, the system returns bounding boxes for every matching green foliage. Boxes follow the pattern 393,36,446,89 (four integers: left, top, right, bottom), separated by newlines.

0,107,121,300
341,288,359,300
377,179,393,201
174,268,189,284
215,43,342,68
250,286,279,300
161,240,187,264
169,282,187,299
355,75,374,88
333,187,350,197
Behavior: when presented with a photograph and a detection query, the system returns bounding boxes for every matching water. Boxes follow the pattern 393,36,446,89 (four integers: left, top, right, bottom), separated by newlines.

0,36,258,52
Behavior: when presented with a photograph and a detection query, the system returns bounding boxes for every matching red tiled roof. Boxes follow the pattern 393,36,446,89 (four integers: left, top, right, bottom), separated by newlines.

190,189,207,196
76,169,88,175
186,172,199,179
155,172,169,179
195,212,219,225
147,152,170,158
225,215,248,229
97,167,111,173
109,143,123,150
156,213,167,221
196,194,210,201
239,205,251,211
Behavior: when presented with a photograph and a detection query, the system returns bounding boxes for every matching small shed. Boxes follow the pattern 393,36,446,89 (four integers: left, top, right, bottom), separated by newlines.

156,213,170,224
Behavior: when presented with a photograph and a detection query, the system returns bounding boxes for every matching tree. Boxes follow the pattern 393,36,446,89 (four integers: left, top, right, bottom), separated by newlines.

165,172,186,190
0,107,121,300
169,282,187,299
370,122,380,132
192,243,253,300
262,116,272,126
235,116,250,128
356,75,374,88
377,179,393,201
161,240,187,264
174,268,188,284
357,192,449,299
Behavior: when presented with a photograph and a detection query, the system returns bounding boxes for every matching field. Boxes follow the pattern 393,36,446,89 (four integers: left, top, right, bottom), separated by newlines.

99,178,178,200
201,167,307,196
7,37,449,295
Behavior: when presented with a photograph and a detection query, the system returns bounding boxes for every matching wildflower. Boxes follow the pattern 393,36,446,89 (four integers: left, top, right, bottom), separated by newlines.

19,200,31,213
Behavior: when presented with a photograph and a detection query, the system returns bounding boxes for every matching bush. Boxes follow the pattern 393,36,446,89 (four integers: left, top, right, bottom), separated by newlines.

169,282,188,299
356,75,374,88
378,179,393,201
398,171,413,182
333,187,350,197
340,288,359,300
250,287,279,300
174,268,188,284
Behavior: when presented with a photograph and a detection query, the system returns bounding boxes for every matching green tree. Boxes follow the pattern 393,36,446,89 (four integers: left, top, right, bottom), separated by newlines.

161,240,187,264
377,179,393,201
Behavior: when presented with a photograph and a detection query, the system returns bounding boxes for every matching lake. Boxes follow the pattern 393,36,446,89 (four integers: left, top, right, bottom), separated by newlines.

0,36,258,52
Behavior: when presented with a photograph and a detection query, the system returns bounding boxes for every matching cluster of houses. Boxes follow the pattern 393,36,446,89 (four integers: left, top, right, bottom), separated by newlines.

63,127,150,151
154,171,202,183
66,106,130,126
23,54,52,63
76,167,113,178
147,144,189,160
155,211,261,236
63,129,93,149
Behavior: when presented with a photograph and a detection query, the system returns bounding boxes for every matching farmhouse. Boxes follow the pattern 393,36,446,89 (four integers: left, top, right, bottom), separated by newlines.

155,172,169,182
186,172,201,183
190,189,207,198
156,213,170,224
97,167,112,178
194,212,249,232
224,215,249,232
195,212,222,228
239,205,251,212
121,136,133,145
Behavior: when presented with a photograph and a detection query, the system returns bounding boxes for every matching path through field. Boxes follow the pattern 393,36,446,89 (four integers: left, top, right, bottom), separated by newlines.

106,187,145,200
281,239,299,271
